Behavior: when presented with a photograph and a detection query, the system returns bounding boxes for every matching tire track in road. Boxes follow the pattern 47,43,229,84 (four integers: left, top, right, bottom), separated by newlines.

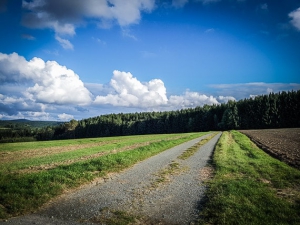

2,132,221,225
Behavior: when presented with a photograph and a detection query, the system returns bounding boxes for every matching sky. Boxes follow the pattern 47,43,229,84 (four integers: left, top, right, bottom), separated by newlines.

0,0,299,121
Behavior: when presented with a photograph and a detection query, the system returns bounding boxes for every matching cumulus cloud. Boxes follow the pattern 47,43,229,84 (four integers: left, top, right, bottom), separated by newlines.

94,70,168,108
289,7,300,31
217,96,236,103
22,0,155,47
58,113,74,121
0,93,49,120
0,52,92,105
169,91,219,108
93,70,236,111
3,53,291,121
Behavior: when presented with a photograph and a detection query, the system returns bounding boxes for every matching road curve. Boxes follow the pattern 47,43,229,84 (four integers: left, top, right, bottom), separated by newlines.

2,132,221,225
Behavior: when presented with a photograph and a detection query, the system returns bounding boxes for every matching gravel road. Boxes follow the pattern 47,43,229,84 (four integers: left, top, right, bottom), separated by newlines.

2,132,221,225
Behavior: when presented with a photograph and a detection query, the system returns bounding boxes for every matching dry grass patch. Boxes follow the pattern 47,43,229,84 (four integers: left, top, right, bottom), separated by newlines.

151,161,187,188
178,132,218,160
199,166,214,181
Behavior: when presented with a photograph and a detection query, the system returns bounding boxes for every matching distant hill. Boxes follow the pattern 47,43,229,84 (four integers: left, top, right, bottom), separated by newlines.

0,119,63,129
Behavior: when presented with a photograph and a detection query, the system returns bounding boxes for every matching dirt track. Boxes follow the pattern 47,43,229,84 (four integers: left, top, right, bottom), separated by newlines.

239,128,300,169
1,133,221,225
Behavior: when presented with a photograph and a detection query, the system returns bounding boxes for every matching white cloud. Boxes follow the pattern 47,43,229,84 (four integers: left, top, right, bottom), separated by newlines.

94,70,168,108
0,92,51,120
58,113,74,121
210,82,300,99
28,111,50,120
21,0,155,49
2,52,298,120
22,0,155,47
108,0,155,26
169,91,219,108
53,23,76,36
0,52,92,105
1,53,240,120
55,35,74,50
0,111,51,121
93,70,236,110
289,7,300,31
217,96,236,103
0,96,24,105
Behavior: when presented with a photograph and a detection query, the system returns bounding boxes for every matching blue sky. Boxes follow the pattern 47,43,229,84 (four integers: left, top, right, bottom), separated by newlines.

0,0,299,121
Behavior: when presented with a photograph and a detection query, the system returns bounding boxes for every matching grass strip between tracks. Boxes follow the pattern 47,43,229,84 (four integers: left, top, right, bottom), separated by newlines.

200,130,300,225
0,132,208,220
178,132,218,160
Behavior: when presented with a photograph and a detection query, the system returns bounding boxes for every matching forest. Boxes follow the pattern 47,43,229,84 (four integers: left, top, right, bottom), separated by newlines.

0,90,299,142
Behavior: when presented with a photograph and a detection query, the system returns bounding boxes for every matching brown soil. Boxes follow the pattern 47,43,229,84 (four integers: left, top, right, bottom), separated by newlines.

239,128,300,169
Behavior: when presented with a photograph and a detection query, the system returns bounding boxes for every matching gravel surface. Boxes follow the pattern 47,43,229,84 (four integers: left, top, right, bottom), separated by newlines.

2,132,221,225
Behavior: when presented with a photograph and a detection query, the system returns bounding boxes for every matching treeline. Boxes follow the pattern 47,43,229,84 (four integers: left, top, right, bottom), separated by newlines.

0,120,62,143
0,90,299,142
51,90,300,140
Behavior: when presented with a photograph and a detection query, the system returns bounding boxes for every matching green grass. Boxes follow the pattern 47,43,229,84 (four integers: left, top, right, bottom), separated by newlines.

0,132,209,219
199,131,300,225
0,133,198,173
0,133,185,152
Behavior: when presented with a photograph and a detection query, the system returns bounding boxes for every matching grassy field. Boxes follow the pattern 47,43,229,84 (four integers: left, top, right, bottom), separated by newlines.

0,132,210,219
200,131,300,225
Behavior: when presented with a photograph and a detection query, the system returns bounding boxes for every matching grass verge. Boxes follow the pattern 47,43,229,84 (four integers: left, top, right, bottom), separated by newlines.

199,130,300,225
0,132,207,219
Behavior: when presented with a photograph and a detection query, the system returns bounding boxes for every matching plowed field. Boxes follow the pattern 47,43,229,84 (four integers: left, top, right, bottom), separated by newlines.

239,128,300,169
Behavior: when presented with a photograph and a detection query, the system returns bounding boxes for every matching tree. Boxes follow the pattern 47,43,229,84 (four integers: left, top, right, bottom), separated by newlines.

220,102,239,130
